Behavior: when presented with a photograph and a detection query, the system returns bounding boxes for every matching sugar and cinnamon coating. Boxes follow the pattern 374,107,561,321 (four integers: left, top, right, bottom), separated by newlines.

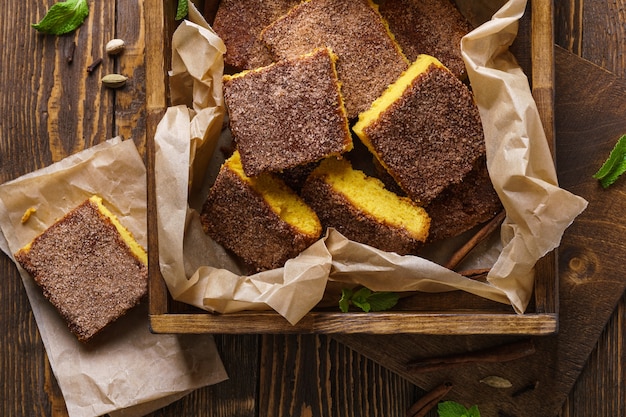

14,197,147,343
354,59,485,205
261,0,408,119
223,47,352,177
212,0,301,70
378,0,473,79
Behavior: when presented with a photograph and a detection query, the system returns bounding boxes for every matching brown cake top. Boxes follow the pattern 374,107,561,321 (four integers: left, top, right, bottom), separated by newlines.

212,0,301,70
261,0,409,119
378,0,473,79
354,58,485,205
14,196,147,342
223,47,352,177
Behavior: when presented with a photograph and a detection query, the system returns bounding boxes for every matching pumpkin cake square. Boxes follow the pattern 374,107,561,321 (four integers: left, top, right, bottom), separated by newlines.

14,195,148,343
301,157,430,255
352,54,485,206
223,47,352,177
200,150,322,272
260,0,409,119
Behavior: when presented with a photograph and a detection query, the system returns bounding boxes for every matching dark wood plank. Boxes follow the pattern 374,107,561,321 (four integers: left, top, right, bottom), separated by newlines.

258,335,422,417
555,3,626,415
0,1,115,416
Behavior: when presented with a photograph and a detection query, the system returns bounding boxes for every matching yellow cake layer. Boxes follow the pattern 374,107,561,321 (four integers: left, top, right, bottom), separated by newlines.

353,54,445,141
226,151,322,237
89,195,148,266
313,157,430,241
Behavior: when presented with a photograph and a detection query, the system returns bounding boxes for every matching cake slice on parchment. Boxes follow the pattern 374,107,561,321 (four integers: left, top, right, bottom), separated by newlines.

353,54,485,206
200,150,322,272
223,47,352,177
14,195,148,343
301,157,431,255
260,0,409,119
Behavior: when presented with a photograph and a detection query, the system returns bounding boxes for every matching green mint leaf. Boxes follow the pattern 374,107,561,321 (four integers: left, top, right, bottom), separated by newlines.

366,291,399,311
352,299,371,312
438,401,477,417
339,288,352,313
32,0,89,35
466,405,481,417
338,287,399,313
351,287,373,312
593,134,626,188
176,0,189,20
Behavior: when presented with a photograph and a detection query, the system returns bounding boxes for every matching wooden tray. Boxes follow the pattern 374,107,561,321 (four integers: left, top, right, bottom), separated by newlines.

145,0,558,335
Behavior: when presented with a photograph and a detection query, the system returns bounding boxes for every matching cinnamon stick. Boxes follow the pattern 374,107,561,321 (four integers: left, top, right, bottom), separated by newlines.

406,382,453,417
458,268,491,281
406,339,535,374
444,210,505,270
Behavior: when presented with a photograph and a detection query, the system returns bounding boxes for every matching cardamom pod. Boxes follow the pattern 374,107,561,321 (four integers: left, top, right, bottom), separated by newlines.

101,74,128,89
105,38,125,55
479,376,513,389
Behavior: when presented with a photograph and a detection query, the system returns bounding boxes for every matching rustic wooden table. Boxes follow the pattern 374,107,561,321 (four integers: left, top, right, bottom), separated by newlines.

1,1,624,416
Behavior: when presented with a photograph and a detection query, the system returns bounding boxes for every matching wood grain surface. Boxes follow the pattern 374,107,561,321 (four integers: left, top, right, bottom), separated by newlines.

1,1,625,417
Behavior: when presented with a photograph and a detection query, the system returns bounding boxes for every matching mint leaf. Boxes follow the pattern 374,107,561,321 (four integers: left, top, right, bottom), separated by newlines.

593,134,626,188
438,401,481,417
176,0,189,20
338,287,398,313
438,401,469,417
339,288,352,313
351,287,373,312
32,0,89,35
366,291,399,311
466,405,481,417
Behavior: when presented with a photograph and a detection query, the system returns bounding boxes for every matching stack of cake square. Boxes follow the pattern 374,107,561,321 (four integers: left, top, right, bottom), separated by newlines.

201,0,502,272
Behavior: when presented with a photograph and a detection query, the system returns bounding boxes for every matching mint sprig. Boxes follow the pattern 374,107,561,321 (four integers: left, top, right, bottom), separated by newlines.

175,0,189,20
32,0,89,35
339,287,399,313
593,134,626,188
438,401,481,417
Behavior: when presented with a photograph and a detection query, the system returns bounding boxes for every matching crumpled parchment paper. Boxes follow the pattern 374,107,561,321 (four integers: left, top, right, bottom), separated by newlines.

0,137,227,417
154,0,588,325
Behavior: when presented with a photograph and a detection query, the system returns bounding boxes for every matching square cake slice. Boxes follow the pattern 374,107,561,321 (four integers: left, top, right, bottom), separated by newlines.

301,157,431,255
223,47,352,177
200,150,322,272
260,0,409,119
378,0,474,79
352,54,485,205
14,195,148,342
